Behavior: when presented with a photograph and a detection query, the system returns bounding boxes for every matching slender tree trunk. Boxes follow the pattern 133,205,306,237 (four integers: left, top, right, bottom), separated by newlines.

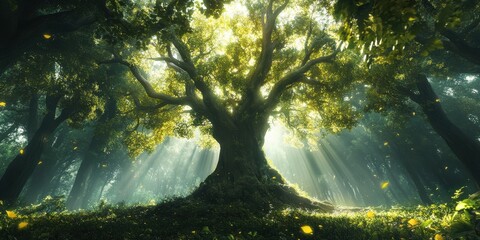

411,74,480,187
0,95,71,204
26,94,39,141
66,147,98,209
66,97,117,209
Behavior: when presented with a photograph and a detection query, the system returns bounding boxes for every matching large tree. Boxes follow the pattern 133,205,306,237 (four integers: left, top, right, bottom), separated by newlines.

103,0,357,210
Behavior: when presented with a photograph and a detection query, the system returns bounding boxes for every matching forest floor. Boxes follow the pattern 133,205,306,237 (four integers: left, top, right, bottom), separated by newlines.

0,193,479,240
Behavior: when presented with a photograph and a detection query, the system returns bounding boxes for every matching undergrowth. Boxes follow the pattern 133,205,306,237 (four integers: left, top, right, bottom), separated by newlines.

0,189,479,240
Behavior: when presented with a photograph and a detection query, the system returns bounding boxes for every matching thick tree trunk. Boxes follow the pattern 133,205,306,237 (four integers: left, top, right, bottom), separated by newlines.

0,95,70,204
23,126,69,203
191,118,334,212
412,75,480,187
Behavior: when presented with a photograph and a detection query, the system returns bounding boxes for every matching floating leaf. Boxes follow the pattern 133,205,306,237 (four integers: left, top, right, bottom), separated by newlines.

0,102,6,107
301,225,313,235
38,161,43,165
43,33,52,39
18,221,28,230
381,181,389,189
366,210,375,218
6,210,17,219
408,218,418,227
20,149,24,155
434,234,444,240
383,142,389,146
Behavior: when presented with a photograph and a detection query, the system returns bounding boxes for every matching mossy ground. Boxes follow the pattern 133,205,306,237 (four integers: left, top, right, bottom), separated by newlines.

0,194,479,240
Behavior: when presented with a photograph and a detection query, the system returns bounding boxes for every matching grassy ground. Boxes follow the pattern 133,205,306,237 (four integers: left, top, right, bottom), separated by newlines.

0,192,479,240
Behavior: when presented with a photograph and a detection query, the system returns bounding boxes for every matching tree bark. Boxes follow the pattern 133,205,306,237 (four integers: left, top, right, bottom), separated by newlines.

0,95,71,204
26,93,39,141
411,74,480,187
191,114,334,212
23,125,69,204
66,97,117,209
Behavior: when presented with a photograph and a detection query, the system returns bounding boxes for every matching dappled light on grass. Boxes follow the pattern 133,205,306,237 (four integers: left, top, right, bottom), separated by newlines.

2,194,478,239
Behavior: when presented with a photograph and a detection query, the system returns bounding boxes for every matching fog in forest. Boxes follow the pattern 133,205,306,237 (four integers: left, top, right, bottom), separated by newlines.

3,73,478,209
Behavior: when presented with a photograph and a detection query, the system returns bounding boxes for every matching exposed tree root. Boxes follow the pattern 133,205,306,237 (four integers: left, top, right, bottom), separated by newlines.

189,175,334,213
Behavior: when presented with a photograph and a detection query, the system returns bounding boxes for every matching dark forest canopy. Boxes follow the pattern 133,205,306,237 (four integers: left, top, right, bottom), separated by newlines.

0,0,479,219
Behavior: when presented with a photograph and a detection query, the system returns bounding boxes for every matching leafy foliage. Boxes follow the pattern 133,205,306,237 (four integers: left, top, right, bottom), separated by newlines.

1,189,479,239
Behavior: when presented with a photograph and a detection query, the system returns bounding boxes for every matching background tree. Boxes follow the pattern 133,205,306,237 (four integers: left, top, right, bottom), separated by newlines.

333,0,480,186
0,29,105,204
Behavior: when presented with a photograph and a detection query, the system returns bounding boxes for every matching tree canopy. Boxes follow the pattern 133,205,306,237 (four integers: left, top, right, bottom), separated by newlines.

0,0,479,210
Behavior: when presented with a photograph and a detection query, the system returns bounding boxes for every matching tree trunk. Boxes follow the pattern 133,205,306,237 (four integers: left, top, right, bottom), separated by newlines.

26,94,39,141
191,117,334,212
0,95,70,204
66,97,117,209
23,126,69,204
412,74,480,187
66,147,99,209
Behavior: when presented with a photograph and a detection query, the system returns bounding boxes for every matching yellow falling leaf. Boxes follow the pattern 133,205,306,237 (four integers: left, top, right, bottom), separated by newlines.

366,210,375,218
20,149,24,155
383,142,389,146
42,33,52,39
408,17,416,21
408,218,418,227
435,98,441,103
0,102,6,107
300,225,313,235
38,161,43,165
381,181,389,189
412,112,416,116
18,221,28,230
6,210,17,219
434,234,444,240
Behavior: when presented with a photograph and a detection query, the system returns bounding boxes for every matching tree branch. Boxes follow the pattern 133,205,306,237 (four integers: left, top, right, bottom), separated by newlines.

261,52,336,111
439,28,480,66
248,0,289,91
100,58,189,105
132,96,168,112
168,34,234,127
237,0,289,115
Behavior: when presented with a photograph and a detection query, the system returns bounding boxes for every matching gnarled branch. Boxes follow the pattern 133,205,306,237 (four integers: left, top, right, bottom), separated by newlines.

261,52,336,111
100,58,189,106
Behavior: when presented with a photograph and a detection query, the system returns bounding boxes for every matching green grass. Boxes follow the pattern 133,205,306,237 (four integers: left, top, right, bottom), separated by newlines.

0,193,479,240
